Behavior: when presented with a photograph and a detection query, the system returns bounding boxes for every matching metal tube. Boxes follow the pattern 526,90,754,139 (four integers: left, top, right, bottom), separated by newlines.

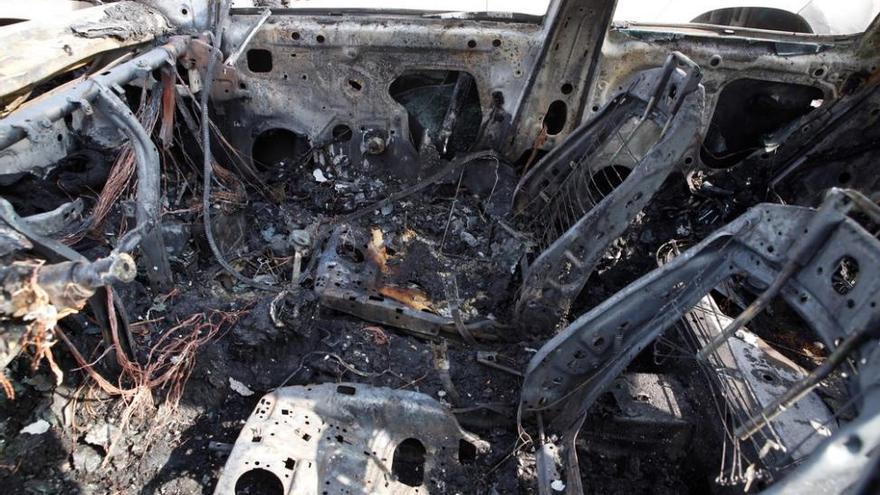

695,262,799,361
696,188,855,360
224,8,272,66
735,322,876,441
94,85,172,290
0,37,189,150
36,254,138,297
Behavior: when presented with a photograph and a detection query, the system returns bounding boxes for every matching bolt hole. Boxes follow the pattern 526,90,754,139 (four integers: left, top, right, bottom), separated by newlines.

844,435,863,453
246,49,273,73
831,256,859,295
543,100,567,135
234,468,283,495
392,438,426,487
458,440,477,464
336,385,356,395
467,39,476,48
332,124,353,142
561,83,573,95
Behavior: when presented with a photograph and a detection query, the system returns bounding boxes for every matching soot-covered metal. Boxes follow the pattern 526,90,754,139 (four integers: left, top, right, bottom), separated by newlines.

1,1,880,494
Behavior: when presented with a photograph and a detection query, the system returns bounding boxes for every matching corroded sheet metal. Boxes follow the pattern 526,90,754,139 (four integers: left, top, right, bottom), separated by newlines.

215,383,487,495
0,2,171,105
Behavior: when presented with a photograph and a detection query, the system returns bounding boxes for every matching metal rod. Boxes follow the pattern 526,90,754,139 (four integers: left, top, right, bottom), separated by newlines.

201,1,278,292
735,322,876,441
841,188,880,225
697,188,855,360
224,8,272,66
695,263,799,361
0,37,188,150
438,72,474,154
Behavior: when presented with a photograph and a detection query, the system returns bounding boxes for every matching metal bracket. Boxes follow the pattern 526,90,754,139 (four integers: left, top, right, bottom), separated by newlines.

314,225,498,340
519,190,880,494
513,53,705,333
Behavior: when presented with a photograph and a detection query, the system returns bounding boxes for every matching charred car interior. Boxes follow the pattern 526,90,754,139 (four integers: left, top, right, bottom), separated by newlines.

1,0,880,494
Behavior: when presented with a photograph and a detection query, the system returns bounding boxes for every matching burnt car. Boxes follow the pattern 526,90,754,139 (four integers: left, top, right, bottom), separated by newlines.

1,1,879,494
